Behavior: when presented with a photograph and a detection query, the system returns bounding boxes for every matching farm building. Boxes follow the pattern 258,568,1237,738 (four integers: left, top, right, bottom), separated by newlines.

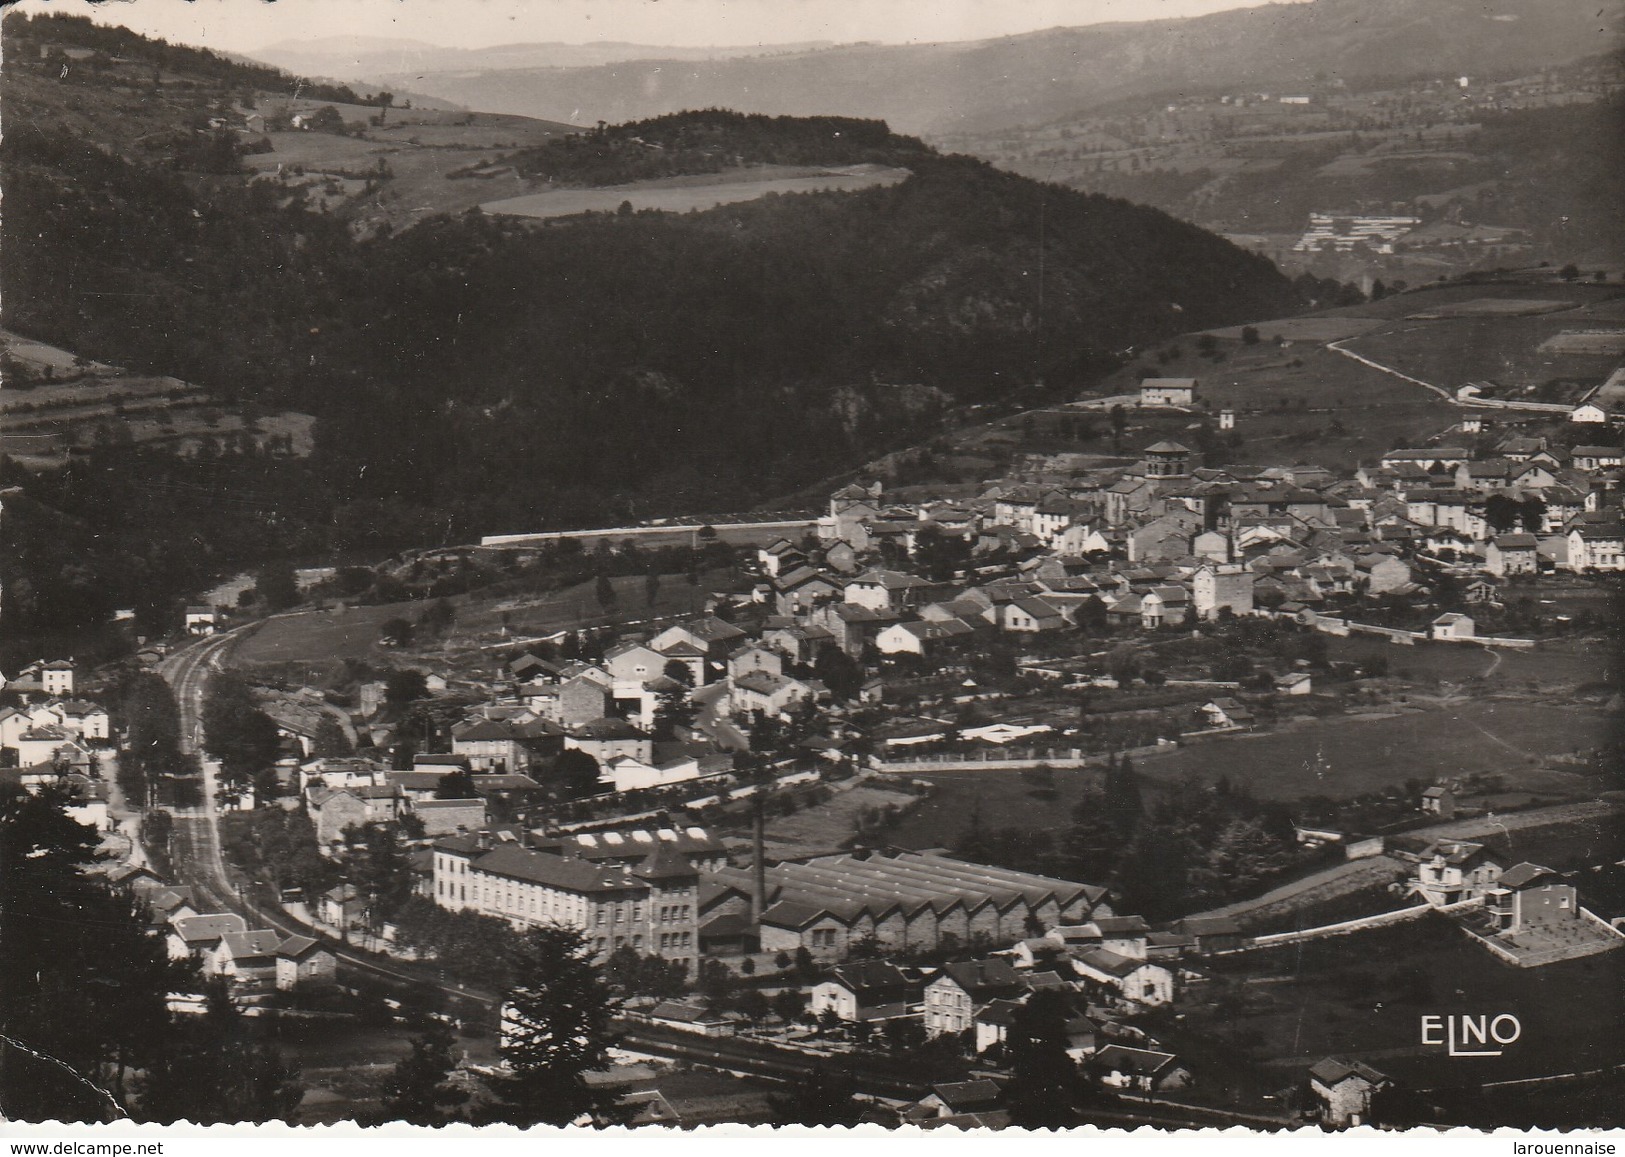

1138,378,1198,406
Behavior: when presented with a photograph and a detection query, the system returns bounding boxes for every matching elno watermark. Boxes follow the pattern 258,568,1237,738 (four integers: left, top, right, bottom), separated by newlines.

1420,1013,1522,1057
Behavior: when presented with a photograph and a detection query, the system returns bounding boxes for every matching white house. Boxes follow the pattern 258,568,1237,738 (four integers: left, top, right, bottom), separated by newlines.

1139,378,1198,407
1430,612,1476,640
1071,947,1176,1006
40,661,75,697
1567,522,1625,571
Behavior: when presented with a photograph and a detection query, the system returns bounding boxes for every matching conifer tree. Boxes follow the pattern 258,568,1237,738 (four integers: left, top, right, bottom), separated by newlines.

479,926,625,1126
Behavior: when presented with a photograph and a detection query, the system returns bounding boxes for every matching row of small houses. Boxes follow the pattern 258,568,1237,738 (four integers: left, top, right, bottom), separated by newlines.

105,862,336,996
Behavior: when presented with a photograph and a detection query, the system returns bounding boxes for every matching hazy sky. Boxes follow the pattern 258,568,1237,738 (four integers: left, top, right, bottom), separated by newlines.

16,0,1294,53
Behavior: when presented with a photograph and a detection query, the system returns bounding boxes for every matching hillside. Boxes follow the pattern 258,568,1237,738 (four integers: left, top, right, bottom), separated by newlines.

941,52,1625,278
359,0,1625,136
0,12,1300,658
249,36,839,83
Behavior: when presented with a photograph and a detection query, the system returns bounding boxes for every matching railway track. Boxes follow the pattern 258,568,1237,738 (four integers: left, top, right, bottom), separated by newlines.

156,622,498,1011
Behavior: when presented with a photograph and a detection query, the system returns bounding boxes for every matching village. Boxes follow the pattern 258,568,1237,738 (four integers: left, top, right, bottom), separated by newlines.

6,357,1624,1127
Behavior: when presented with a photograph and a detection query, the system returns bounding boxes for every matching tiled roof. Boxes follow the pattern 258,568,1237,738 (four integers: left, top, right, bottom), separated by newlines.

474,845,641,894
172,913,247,944
222,929,285,959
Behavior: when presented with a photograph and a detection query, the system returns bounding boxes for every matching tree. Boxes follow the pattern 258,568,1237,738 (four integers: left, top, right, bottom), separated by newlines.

1240,325,1261,345
120,672,183,810
1484,493,1522,534
1073,595,1108,633
644,570,661,607
417,597,456,639
813,644,864,702
1520,496,1546,534
771,989,806,1024
1110,404,1127,449
373,1018,468,1126
552,748,602,798
595,572,616,610
480,926,626,1126
345,822,415,931
652,682,696,742
1103,753,1143,835
312,715,353,758
697,958,735,1008
602,948,688,1000
254,562,299,611
375,91,395,123
768,1062,865,1126
379,617,415,647
0,786,183,1121
1002,991,1088,1128
201,673,281,788
138,978,303,1124
384,668,429,704
434,769,480,799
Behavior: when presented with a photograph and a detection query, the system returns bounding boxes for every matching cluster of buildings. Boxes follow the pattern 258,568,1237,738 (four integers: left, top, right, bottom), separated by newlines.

1402,839,1625,966
103,861,337,996
0,659,114,828
722,430,1622,673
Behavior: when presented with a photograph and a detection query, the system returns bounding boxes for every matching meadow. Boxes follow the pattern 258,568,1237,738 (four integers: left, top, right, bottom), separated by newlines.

479,165,911,220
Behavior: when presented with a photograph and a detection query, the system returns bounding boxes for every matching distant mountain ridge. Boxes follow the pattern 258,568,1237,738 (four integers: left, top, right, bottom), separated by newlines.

249,34,838,84
347,0,1624,134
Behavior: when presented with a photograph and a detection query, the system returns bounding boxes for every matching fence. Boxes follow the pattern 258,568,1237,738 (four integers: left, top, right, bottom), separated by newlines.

874,742,1171,774
1245,902,1439,948
478,517,819,548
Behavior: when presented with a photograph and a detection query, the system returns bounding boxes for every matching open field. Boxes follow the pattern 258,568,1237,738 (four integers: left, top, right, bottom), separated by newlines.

233,568,733,666
884,766,1106,850
1195,914,1625,1092
241,111,575,234
1202,316,1386,343
480,164,911,220
1340,316,1623,395
883,698,1613,852
1321,280,1623,321
1324,635,1619,690
762,781,921,859
1132,700,1613,802
1406,297,1576,318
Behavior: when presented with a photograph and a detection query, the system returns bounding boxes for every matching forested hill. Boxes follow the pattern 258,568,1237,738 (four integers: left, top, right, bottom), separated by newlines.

0,13,1300,656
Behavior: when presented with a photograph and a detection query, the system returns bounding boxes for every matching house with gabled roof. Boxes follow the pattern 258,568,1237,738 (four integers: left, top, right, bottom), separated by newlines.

811,960,922,1023
1566,520,1625,571
908,1079,1004,1121
924,958,1027,1036
999,596,1069,634
1413,840,1502,905
974,995,1097,1059
876,617,977,656
1092,1045,1191,1093
275,934,337,990
844,568,939,612
167,913,248,967
215,929,285,990
1071,947,1175,1006
1308,1057,1391,1127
